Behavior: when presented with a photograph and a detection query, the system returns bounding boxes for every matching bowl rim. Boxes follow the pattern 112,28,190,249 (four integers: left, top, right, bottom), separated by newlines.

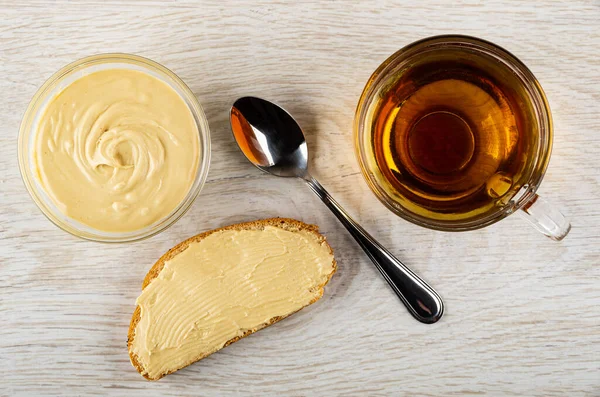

18,53,211,243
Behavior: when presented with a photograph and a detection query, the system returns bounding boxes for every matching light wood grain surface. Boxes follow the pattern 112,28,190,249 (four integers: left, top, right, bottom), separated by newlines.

1,1,599,396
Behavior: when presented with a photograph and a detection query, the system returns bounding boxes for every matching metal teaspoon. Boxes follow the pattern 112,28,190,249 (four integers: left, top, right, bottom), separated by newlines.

230,96,444,324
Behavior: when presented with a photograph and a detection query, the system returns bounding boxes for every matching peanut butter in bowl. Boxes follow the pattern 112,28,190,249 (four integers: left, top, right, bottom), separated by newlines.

35,69,199,232
19,54,211,242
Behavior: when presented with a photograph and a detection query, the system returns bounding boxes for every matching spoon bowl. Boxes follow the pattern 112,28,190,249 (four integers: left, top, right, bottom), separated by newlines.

231,97,308,177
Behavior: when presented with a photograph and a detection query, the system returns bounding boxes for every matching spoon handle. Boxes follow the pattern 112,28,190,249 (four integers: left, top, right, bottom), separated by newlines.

304,176,444,324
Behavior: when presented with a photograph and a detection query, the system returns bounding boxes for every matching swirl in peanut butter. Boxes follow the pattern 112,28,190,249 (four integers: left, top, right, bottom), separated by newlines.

35,69,200,232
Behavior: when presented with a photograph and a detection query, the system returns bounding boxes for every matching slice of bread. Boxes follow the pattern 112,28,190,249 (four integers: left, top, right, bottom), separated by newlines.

127,218,336,380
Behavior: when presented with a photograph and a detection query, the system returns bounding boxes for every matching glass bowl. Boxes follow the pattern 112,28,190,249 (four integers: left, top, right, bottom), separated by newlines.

18,53,211,242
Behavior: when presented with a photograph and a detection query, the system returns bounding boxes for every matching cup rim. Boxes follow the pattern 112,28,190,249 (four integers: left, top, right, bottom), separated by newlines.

354,35,553,232
18,53,211,243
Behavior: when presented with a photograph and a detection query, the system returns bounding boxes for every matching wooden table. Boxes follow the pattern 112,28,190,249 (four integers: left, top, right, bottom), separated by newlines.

2,1,599,395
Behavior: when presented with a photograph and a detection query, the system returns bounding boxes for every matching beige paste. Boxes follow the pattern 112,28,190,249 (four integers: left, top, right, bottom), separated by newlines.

35,69,199,232
130,226,335,380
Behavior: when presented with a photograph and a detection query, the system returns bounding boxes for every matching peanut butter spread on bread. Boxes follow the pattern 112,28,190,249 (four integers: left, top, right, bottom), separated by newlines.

129,222,335,380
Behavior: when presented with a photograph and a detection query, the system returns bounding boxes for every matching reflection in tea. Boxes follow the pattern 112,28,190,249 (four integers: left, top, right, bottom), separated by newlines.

369,55,538,221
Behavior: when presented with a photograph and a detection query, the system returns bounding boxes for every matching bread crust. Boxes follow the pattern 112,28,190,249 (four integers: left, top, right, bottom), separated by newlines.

127,218,337,380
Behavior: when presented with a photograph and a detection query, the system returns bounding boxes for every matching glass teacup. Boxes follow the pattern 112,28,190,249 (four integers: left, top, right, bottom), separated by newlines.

354,35,570,240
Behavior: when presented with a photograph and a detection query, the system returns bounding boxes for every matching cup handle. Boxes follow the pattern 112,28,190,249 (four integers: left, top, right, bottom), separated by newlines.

518,193,571,241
